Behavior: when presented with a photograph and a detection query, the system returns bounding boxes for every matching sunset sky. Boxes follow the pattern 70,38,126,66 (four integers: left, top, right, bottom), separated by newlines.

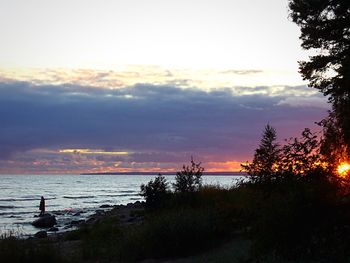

0,0,329,174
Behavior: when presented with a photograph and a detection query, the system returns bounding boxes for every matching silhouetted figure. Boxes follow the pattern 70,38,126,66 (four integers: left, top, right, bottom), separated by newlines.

39,196,45,217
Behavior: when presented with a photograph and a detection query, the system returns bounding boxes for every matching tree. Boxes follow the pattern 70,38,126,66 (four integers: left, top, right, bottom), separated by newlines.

289,0,350,154
140,174,169,208
280,128,322,175
318,112,348,169
242,124,281,182
173,157,204,193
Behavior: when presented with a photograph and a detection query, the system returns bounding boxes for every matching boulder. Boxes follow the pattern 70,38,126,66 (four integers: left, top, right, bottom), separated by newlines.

34,231,47,238
32,213,56,228
100,204,111,208
70,219,85,226
48,227,59,232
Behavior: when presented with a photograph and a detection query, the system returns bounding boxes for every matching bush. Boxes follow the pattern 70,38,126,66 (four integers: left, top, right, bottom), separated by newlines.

140,174,170,208
173,157,204,193
120,208,225,260
81,218,123,261
0,235,65,263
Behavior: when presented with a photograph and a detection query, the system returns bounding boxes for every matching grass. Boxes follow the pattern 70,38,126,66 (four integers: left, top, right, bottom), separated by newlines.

0,234,65,263
78,206,230,261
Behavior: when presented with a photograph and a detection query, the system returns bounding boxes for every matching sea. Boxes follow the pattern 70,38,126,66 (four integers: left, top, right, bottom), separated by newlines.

0,174,245,237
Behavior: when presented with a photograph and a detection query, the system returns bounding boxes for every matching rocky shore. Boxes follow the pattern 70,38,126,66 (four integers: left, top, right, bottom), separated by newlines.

31,201,145,240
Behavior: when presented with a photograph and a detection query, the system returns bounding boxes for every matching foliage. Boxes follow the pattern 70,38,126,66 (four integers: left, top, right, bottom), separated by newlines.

81,218,123,261
80,207,227,262
243,125,331,181
127,208,224,259
289,0,350,153
239,125,350,261
280,128,322,175
0,235,66,263
173,157,204,193
140,174,170,208
241,124,280,183
318,112,349,168
246,168,349,262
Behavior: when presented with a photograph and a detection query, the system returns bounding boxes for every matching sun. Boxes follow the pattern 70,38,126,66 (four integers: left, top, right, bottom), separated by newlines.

337,162,350,177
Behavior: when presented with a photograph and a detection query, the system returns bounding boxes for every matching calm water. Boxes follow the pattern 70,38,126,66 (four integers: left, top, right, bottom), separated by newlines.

0,174,243,236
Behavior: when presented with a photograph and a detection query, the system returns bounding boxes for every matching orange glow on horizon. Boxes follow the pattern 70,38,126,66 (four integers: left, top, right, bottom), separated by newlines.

337,162,350,178
205,161,243,172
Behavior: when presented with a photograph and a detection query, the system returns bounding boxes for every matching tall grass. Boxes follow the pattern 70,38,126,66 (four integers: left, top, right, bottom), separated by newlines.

80,206,230,261
0,233,65,263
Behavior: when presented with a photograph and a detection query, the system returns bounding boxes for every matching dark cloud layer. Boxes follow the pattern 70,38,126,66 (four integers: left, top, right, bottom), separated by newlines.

0,81,328,166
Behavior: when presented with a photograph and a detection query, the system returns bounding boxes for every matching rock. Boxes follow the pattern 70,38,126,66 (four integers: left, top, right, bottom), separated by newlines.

95,209,104,214
32,213,56,228
70,219,85,226
53,211,64,215
100,204,111,208
34,231,47,238
48,227,59,232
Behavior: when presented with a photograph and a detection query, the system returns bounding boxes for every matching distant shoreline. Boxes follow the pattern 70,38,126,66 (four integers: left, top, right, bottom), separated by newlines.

80,171,247,176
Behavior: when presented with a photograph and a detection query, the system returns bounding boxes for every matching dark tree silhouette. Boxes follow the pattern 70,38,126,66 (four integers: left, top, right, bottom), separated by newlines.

242,124,280,182
140,174,169,208
289,0,350,154
173,157,204,193
318,112,348,169
280,128,322,175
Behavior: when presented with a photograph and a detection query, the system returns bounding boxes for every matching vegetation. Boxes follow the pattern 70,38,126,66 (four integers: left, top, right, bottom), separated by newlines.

240,124,350,262
2,2,349,263
0,232,67,263
3,128,350,263
140,174,170,208
288,0,350,155
241,124,280,183
173,157,204,193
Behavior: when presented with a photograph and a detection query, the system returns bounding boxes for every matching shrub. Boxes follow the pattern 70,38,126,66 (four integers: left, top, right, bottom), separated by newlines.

81,218,123,261
140,174,170,208
173,157,204,193
0,235,65,263
120,208,225,260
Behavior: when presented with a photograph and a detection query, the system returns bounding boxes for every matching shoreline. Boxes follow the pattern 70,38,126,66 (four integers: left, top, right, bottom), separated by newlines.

29,201,145,240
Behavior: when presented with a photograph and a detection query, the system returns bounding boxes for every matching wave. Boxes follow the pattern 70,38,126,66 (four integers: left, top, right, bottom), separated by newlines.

0,204,47,210
0,205,16,209
119,190,136,193
63,195,95,199
82,200,100,204
0,211,34,216
0,197,56,202
97,193,139,197
98,189,135,194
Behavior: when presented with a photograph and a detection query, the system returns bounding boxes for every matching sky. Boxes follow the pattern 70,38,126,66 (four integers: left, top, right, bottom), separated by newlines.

0,0,329,174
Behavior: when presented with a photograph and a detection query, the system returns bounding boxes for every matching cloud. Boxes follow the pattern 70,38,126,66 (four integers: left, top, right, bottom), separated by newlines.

0,80,329,172
277,95,329,109
0,66,306,91
220,69,263,75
